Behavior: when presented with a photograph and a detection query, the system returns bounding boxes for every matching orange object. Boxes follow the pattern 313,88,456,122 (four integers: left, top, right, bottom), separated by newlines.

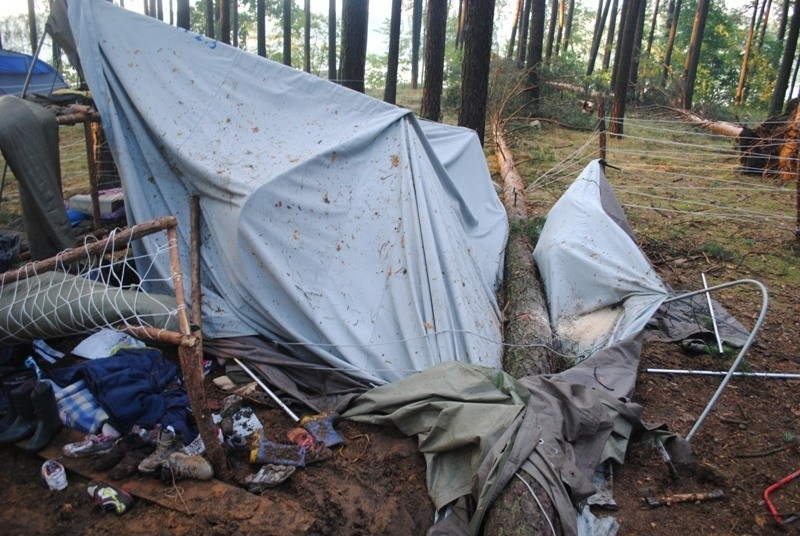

763,468,800,526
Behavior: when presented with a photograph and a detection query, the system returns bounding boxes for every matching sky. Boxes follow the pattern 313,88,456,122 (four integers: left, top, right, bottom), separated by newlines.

0,1,395,53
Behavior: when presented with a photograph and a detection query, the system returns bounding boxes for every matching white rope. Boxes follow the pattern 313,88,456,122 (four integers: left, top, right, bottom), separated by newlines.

515,472,557,536
0,227,180,342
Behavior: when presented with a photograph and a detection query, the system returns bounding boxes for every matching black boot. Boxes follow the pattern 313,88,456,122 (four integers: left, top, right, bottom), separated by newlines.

26,381,62,453
0,370,36,434
0,380,37,444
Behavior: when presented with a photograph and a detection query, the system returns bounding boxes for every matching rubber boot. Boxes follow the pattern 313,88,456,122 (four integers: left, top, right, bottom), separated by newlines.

26,381,62,453
0,370,36,434
0,379,37,444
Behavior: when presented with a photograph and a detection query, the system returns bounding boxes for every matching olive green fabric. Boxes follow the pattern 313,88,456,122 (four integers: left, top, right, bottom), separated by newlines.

344,337,667,536
0,271,179,342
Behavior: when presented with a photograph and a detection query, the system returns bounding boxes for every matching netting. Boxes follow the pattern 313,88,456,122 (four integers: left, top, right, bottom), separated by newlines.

0,217,184,345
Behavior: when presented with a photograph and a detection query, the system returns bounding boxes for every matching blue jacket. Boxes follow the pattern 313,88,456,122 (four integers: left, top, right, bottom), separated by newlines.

48,348,195,439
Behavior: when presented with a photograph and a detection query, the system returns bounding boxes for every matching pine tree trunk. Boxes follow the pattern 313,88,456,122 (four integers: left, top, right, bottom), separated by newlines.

341,0,369,93
680,0,710,109
177,0,190,30
545,0,557,62
384,0,403,104
458,0,496,145
736,0,759,105
661,0,681,86
494,131,554,378
610,0,642,135
770,0,800,115
27,0,38,56
586,0,609,75
283,0,292,66
257,0,266,56
601,0,618,70
411,0,423,89
516,0,532,68
507,0,524,60
646,0,661,54
328,0,337,80
304,0,311,73
220,0,230,45
205,0,215,39
526,0,546,110
420,1,447,121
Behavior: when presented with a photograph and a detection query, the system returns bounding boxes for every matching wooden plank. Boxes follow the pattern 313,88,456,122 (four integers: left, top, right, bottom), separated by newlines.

28,427,314,530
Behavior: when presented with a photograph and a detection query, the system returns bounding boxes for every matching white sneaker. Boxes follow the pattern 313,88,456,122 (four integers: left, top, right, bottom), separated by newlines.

41,459,68,491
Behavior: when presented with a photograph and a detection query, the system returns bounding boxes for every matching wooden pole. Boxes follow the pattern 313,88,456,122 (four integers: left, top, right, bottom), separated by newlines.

598,97,607,161
1,216,177,285
83,121,102,230
181,198,232,482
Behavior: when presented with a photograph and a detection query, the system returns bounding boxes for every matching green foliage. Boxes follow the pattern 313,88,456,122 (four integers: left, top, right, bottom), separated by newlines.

510,217,547,245
701,241,736,262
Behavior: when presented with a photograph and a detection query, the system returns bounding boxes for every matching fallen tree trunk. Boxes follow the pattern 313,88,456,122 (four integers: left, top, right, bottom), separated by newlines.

483,126,560,534
675,108,743,138
494,129,554,379
676,106,800,180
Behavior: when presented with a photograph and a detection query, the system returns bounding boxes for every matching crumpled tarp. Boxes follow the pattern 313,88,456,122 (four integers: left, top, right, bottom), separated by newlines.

344,336,666,536
533,160,669,360
64,0,508,385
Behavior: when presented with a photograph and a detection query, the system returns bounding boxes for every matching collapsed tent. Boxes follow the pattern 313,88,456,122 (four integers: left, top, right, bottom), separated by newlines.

0,49,68,96
533,160,669,359
64,0,508,385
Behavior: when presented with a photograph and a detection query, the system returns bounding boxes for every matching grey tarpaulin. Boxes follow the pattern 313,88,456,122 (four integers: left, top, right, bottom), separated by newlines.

65,0,508,385
533,160,669,361
0,95,74,260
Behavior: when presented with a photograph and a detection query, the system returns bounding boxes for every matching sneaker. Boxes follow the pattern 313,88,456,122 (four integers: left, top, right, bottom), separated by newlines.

86,480,134,515
160,452,214,481
180,434,206,456
108,443,155,481
62,434,116,458
242,464,295,493
41,459,68,491
93,432,147,472
137,428,183,474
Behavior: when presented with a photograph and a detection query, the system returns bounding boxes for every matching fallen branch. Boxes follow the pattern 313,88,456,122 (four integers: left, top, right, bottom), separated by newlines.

734,445,791,459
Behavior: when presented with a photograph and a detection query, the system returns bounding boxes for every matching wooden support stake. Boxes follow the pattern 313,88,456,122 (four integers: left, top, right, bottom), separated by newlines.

178,200,232,482
83,121,102,230
598,97,607,162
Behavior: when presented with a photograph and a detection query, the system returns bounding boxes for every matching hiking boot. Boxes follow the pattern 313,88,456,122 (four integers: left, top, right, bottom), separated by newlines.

160,452,213,481
86,480,134,515
93,432,147,472
137,428,183,474
108,443,155,481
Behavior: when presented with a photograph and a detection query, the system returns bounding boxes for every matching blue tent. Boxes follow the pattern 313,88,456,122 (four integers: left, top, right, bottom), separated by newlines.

0,49,68,96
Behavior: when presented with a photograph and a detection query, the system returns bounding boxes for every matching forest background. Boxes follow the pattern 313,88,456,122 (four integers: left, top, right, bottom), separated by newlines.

0,0,795,136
